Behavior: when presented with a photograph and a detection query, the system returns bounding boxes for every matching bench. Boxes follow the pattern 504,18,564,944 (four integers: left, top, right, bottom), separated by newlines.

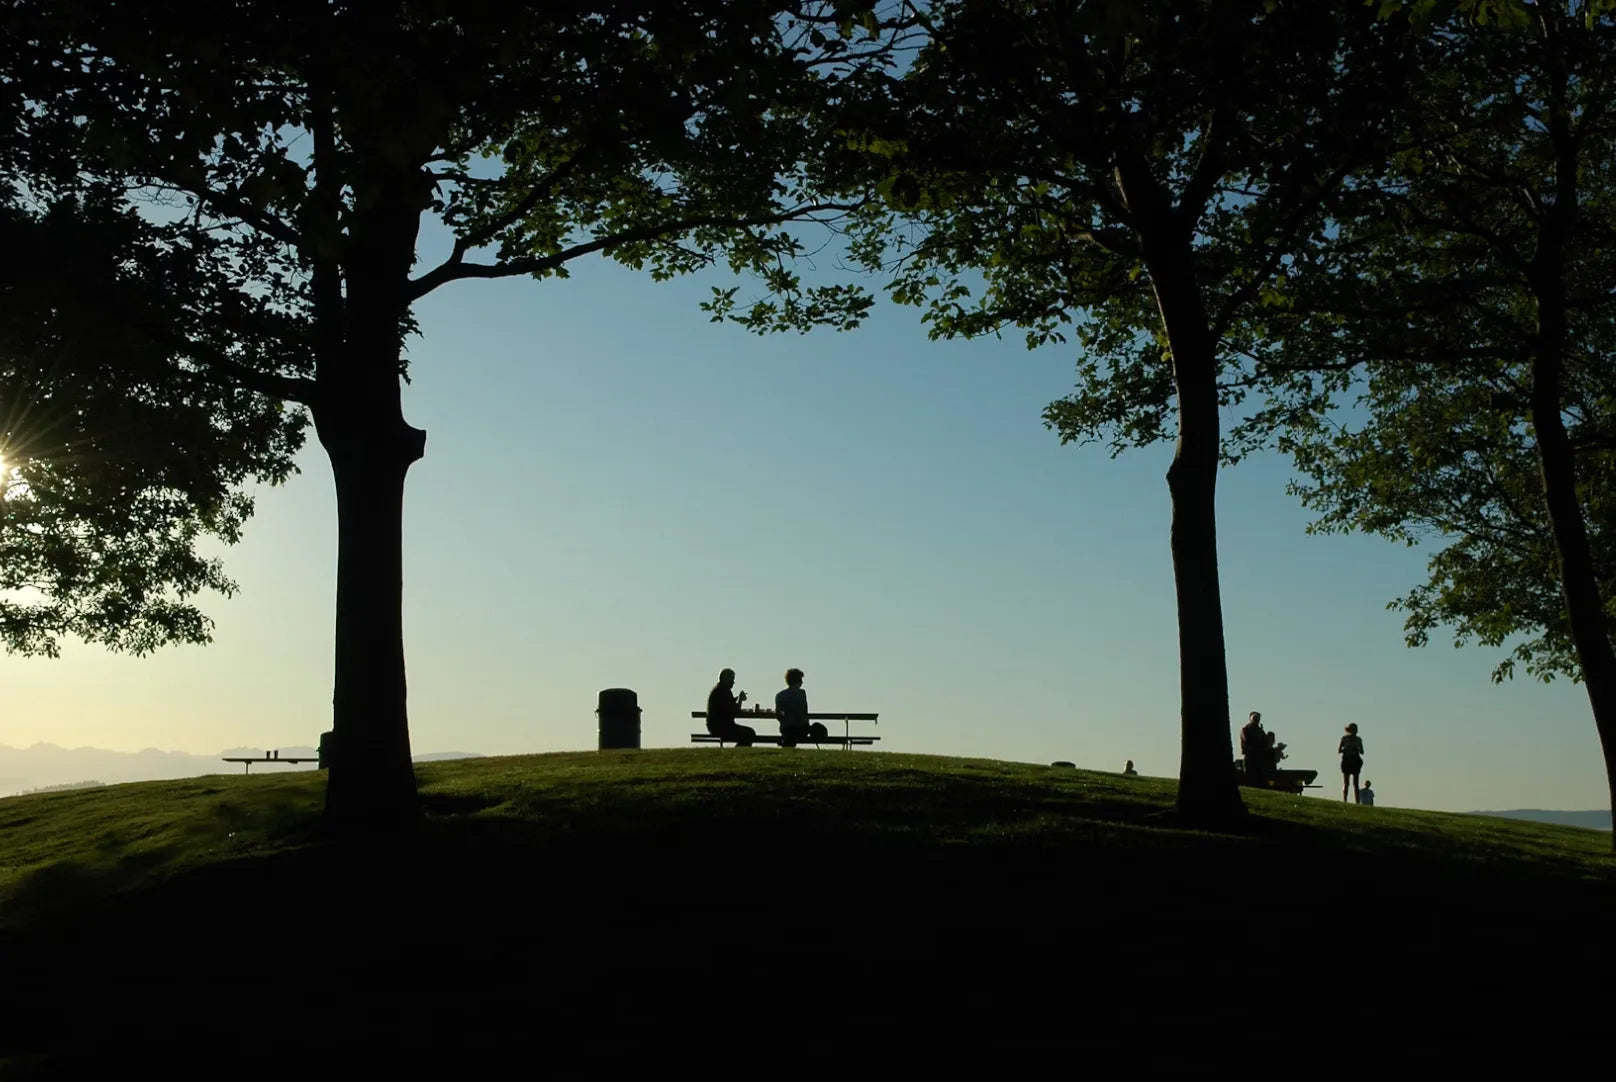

220,752,321,775
690,710,880,749
1234,760,1320,795
689,733,879,748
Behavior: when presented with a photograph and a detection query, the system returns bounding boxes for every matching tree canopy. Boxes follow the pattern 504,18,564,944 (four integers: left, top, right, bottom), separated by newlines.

3,0,913,828
1282,1,1616,683
772,0,1426,824
1271,1,1616,836
0,187,308,657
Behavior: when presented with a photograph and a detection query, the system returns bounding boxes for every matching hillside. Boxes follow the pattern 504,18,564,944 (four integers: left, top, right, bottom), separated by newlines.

1471,808,1612,831
0,750,1610,1070
0,743,481,797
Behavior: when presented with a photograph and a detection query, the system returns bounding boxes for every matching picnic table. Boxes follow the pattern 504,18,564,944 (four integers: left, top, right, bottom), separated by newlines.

1234,760,1320,795
691,709,880,749
220,751,321,775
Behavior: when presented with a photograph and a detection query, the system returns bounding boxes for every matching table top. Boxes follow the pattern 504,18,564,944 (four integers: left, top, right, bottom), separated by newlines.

220,756,320,763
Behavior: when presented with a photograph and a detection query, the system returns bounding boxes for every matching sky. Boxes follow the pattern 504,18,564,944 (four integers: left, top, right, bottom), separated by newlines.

3,235,1611,814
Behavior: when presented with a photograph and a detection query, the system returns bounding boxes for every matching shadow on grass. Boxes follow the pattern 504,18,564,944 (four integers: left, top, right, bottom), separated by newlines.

3,796,1613,1068
3,844,182,924
418,790,502,816
4,750,1613,1069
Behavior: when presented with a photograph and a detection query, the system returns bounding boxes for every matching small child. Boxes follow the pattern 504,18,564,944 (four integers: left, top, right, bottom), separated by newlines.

1358,780,1375,807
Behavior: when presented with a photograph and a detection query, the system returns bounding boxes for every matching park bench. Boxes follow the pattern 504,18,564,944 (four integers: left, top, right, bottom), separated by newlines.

1234,759,1321,795
691,709,880,749
220,750,321,775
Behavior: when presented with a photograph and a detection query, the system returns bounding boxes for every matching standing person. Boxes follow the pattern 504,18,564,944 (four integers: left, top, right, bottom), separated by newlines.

1339,723,1365,802
1358,780,1375,807
706,668,754,747
1240,711,1269,784
774,668,827,747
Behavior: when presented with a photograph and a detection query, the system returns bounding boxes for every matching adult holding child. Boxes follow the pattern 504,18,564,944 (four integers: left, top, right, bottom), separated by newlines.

1240,711,1271,784
1338,723,1365,802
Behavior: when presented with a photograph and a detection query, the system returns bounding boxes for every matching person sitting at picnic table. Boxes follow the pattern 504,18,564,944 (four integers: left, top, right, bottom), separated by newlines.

1240,711,1271,783
706,668,754,746
774,668,828,747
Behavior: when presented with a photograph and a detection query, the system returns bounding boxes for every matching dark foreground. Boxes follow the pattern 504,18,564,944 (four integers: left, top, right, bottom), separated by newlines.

2,751,1611,1072
2,815,1609,1073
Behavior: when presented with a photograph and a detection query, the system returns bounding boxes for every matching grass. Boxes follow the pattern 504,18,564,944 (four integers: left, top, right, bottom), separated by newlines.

1,748,1610,1069
3,750,1608,909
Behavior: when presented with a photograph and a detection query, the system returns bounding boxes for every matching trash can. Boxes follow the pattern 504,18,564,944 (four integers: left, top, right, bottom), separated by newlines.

597,688,641,750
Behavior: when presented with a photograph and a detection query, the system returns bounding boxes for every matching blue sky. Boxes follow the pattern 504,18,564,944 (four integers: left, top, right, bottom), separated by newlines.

4,245,1609,814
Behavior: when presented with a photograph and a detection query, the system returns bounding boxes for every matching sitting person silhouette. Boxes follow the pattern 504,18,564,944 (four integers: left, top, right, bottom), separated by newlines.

1358,780,1375,806
1123,760,1138,776
775,668,828,747
706,668,754,746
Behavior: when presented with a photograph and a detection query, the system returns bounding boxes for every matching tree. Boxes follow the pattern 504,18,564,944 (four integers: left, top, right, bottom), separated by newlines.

5,1,901,829
791,0,1420,826
1276,2,1616,836
0,186,308,657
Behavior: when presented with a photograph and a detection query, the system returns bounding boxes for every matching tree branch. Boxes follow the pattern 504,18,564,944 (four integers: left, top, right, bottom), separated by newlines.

1176,103,1234,226
1217,357,1360,391
308,83,344,359
158,178,305,250
432,140,600,279
407,201,862,299
178,345,319,405
1210,161,1355,342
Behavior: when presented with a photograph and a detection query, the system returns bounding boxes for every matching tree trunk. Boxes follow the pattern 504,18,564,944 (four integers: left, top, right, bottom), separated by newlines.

317,409,426,832
312,188,428,833
1148,243,1246,828
1533,362,1616,850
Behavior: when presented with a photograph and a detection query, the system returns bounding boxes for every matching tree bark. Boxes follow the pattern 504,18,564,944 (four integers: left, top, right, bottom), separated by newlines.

1144,237,1247,828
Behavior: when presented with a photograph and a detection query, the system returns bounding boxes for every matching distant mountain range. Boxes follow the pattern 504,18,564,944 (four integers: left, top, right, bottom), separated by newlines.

1469,808,1611,831
0,743,480,798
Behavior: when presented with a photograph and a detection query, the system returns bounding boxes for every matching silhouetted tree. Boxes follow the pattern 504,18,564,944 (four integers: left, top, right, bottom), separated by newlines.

4,1,904,830
0,187,308,657
738,0,1421,826
1275,1,1616,841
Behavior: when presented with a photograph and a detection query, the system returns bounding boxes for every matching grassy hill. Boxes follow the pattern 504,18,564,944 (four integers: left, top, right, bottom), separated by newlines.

1,749,1610,1070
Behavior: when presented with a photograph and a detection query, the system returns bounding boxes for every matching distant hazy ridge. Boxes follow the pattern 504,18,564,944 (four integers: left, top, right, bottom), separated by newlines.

0,744,479,798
